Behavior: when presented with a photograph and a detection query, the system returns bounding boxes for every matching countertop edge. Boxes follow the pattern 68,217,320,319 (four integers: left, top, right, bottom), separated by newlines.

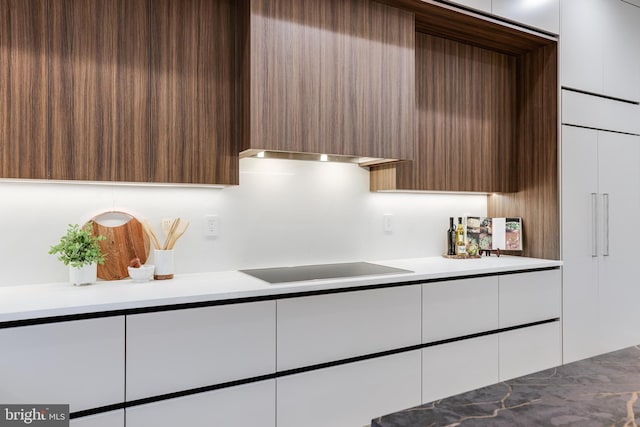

0,256,562,323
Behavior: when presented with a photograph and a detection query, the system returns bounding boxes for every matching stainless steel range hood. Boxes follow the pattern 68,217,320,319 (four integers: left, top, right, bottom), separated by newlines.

240,149,402,167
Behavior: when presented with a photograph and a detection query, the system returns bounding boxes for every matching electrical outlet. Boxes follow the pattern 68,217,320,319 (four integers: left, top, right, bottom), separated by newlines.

204,215,219,237
383,214,393,234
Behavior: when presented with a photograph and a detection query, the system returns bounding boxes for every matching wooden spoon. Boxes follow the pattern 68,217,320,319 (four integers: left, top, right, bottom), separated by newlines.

167,220,190,250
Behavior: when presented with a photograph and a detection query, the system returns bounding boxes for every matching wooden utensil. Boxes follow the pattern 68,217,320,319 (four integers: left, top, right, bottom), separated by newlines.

161,218,173,238
87,212,150,280
163,218,180,250
166,220,189,250
141,219,162,250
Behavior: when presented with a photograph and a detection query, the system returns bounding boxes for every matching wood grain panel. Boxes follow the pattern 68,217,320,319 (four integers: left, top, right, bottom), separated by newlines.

246,0,414,161
369,25,558,259
440,36,516,192
414,34,447,190
373,33,516,192
49,0,149,182
377,0,555,54
151,0,238,185
488,43,559,260
0,0,47,179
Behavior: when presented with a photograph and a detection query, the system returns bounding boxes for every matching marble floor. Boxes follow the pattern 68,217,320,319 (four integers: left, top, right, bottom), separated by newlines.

373,345,640,427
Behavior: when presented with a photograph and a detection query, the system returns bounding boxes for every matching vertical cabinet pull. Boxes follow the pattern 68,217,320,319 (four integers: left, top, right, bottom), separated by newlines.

591,193,598,257
603,193,610,257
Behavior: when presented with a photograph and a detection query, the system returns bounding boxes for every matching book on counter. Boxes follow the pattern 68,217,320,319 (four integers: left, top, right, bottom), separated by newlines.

466,217,522,251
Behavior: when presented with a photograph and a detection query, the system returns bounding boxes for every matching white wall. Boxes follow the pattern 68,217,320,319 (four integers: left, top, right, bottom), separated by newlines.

0,158,486,287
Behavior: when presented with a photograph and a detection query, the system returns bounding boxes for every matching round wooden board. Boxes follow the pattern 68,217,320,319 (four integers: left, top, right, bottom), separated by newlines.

87,212,150,280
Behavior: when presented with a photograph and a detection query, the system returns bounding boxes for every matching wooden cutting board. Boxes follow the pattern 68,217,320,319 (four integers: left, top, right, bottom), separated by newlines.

87,212,150,280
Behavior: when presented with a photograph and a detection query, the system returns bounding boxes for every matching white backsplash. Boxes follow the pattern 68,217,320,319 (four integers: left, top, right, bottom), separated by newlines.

0,158,487,287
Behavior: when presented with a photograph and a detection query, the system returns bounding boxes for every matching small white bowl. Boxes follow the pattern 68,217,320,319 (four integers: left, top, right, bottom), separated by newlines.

128,265,155,282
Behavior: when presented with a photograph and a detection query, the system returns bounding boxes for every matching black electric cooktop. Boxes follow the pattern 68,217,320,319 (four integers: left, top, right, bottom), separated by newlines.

240,262,413,284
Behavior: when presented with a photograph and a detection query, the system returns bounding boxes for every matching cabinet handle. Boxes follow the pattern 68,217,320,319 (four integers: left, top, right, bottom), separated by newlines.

603,193,610,257
591,193,598,257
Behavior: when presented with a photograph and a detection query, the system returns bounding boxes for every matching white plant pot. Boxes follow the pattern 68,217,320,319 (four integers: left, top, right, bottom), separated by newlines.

69,263,97,286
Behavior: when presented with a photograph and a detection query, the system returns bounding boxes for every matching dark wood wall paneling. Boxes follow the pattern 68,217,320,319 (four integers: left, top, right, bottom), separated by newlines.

369,1,559,260
488,44,559,260
245,0,415,161
0,0,48,179
1,0,238,185
372,33,517,193
420,33,516,192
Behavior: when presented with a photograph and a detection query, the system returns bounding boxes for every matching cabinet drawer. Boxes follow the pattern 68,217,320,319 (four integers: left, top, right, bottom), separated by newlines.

0,317,124,412
422,335,499,404
70,410,124,427
277,351,421,427
499,321,561,381
277,286,421,371
422,277,499,343
562,90,640,134
126,380,275,427
499,269,561,327
126,301,275,401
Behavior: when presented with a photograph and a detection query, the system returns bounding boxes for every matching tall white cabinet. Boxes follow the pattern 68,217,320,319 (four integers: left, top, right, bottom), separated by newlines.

562,125,640,362
560,0,640,362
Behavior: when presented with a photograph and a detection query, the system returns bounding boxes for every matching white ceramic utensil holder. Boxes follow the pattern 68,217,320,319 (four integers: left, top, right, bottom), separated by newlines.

154,249,174,280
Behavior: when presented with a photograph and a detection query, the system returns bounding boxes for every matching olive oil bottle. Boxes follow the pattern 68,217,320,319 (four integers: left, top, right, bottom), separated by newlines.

455,217,466,255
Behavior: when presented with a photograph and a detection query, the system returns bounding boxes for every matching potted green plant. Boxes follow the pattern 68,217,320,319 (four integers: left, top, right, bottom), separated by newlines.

49,223,106,285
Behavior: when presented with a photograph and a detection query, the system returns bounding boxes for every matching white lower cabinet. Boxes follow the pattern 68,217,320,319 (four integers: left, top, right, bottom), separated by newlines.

277,286,421,371
422,335,499,404
0,267,562,426
126,301,276,401
126,380,275,427
70,410,124,427
499,269,561,327
276,351,422,427
422,277,498,343
0,317,124,412
498,322,562,381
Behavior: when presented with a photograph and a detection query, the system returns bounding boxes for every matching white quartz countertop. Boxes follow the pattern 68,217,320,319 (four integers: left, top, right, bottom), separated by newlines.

0,256,562,323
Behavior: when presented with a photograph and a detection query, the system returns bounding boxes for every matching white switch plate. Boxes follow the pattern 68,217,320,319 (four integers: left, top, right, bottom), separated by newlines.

204,215,219,237
383,214,393,234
